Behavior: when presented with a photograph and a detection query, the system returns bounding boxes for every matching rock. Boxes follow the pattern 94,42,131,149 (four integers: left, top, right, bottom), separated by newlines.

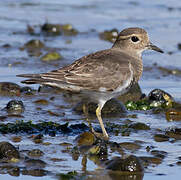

126,88,174,111
33,134,43,144
71,146,80,161
109,141,123,154
118,83,142,104
0,82,21,96
151,150,168,159
24,39,45,50
176,161,181,166
21,86,35,95
7,167,20,177
2,43,11,48
33,99,49,105
0,141,20,162
106,155,144,172
154,134,170,142
61,24,78,36
158,66,181,76
6,100,25,115
88,142,108,156
177,43,181,50
11,136,22,143
41,52,62,61
59,142,73,147
22,39,44,57
27,24,35,35
41,23,61,36
74,98,126,117
148,89,173,108
27,149,44,157
41,23,78,36
140,156,162,165
99,29,118,43
165,127,181,140
75,132,95,146
22,169,47,177
166,109,181,121
57,171,78,180
129,122,150,130
25,159,46,168
119,142,141,151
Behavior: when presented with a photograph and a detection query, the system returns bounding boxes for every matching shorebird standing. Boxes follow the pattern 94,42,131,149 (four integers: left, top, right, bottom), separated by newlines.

17,27,163,139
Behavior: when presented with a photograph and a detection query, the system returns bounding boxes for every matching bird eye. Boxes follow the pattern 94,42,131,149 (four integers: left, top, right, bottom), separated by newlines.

131,36,139,42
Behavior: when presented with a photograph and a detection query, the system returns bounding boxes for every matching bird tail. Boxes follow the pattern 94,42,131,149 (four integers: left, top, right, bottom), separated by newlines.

17,74,43,84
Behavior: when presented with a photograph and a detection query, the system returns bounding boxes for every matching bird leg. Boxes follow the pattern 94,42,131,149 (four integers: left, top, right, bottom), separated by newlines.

83,103,109,140
96,104,109,140
82,103,96,134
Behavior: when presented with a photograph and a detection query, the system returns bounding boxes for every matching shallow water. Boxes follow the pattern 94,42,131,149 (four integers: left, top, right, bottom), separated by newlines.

0,0,181,180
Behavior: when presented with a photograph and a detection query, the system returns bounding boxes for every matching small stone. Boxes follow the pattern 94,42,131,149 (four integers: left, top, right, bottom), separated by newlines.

12,136,22,143
32,134,43,144
154,134,169,142
24,39,45,49
166,109,181,121
166,127,181,140
177,43,181,50
27,149,44,157
140,156,162,165
129,122,150,130
168,51,174,55
8,167,20,177
118,83,142,104
106,155,144,172
59,142,73,147
22,169,47,177
176,161,181,166
33,99,49,105
88,143,107,156
158,66,181,76
41,52,62,61
21,86,35,95
99,29,118,43
50,158,66,162
119,142,141,151
0,141,20,162
0,82,21,96
74,98,126,117
71,146,80,161
61,24,78,36
151,150,168,159
27,24,35,35
2,44,11,48
41,23,61,35
25,159,46,168
6,100,25,115
75,132,95,146
148,89,173,108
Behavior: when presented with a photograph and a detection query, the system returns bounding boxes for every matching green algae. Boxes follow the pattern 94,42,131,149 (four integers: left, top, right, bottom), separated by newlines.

0,121,88,135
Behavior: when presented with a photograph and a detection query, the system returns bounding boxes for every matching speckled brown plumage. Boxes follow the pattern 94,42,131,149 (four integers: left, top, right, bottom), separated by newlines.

17,27,163,139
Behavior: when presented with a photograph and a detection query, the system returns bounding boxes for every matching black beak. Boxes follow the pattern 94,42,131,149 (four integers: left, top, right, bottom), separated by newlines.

147,42,164,53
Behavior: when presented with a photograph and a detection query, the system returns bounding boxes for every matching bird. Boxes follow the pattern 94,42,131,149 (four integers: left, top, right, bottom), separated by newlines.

17,27,163,140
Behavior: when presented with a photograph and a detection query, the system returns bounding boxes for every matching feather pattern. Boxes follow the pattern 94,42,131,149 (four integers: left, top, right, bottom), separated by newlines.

18,48,141,92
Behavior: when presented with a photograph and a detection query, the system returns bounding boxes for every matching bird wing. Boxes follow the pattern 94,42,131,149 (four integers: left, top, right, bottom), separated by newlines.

18,49,134,92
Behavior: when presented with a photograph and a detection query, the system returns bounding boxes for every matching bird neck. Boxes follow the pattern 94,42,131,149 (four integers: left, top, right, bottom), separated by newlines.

112,46,143,82
112,46,142,59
